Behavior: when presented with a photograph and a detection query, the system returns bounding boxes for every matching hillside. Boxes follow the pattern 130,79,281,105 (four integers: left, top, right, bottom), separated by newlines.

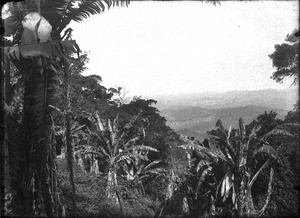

151,89,298,141
160,105,288,141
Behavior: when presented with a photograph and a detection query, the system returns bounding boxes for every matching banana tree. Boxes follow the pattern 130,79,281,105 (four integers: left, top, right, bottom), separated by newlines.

125,160,164,195
155,145,193,217
82,111,157,215
178,119,296,217
179,139,220,217
207,118,295,217
4,28,80,218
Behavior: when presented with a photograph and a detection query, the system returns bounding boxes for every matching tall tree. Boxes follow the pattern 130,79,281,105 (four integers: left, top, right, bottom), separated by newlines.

120,97,180,161
269,29,299,85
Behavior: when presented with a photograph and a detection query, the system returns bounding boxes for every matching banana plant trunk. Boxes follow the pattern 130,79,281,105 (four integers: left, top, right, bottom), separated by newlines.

18,56,59,216
106,165,124,214
236,168,274,217
166,170,176,200
238,185,255,217
106,166,118,201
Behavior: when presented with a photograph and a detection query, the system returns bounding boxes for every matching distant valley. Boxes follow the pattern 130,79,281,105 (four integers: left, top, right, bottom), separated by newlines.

161,105,287,141
147,89,298,141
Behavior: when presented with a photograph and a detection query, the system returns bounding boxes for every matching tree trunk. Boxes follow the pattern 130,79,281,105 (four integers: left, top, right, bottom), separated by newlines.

106,167,118,202
237,171,254,217
18,57,58,216
238,183,256,217
166,182,174,200
106,166,124,214
166,170,176,200
244,187,255,216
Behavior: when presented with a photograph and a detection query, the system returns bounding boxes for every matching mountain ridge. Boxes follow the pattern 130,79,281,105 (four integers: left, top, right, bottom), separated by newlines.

148,88,298,111
147,89,298,141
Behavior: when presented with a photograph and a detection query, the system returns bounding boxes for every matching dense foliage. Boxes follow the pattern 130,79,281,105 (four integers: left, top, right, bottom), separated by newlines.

269,29,299,85
2,1,299,217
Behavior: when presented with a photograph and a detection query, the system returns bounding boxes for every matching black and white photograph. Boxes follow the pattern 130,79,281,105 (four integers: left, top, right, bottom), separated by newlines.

1,0,299,217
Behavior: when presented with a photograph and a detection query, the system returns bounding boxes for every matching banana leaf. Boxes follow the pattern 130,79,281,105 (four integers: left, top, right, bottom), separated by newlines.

3,40,80,59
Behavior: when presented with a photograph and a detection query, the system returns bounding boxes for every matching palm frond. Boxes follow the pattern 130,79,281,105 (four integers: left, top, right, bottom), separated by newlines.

143,160,162,171
71,123,86,132
220,171,234,202
117,155,134,165
196,159,212,172
243,124,262,161
127,152,148,162
209,135,236,162
56,0,118,35
264,128,293,139
275,122,300,129
98,145,110,158
248,124,261,140
195,166,212,199
94,111,105,131
207,138,237,173
58,0,129,33
3,0,129,44
253,145,282,165
88,129,106,145
146,168,165,175
132,145,158,153
180,143,216,156
123,135,140,148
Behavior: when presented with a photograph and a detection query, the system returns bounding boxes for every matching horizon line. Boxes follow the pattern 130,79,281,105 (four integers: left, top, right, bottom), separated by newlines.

131,87,299,98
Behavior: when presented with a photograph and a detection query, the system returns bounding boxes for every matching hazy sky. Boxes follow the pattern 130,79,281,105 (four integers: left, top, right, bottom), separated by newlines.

70,1,298,97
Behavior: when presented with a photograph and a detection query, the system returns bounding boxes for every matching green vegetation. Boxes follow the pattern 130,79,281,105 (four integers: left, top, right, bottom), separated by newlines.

2,0,299,217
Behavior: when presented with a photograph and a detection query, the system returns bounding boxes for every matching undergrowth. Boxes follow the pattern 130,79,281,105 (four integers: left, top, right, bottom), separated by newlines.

56,158,159,217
